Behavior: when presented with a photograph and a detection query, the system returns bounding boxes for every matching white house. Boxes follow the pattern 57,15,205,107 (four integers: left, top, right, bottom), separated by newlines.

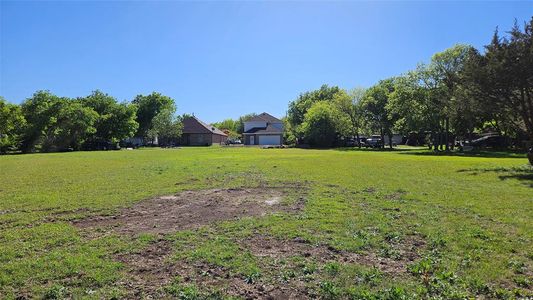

242,112,283,146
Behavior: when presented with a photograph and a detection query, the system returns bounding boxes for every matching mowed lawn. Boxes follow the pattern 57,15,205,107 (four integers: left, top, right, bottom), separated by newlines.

0,147,531,299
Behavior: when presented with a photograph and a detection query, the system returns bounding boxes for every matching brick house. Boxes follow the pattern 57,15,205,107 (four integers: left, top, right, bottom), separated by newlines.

180,116,228,146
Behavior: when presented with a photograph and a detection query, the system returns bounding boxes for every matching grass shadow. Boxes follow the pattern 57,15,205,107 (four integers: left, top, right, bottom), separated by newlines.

398,150,527,159
334,147,417,152
457,165,533,187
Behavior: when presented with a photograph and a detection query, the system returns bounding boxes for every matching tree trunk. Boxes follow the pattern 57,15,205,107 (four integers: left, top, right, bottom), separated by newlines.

438,119,444,151
445,117,450,152
432,130,439,152
450,134,455,151
356,132,361,148
380,127,385,149
388,133,393,149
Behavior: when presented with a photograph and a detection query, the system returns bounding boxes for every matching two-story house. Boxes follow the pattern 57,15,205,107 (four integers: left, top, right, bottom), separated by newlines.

242,112,283,145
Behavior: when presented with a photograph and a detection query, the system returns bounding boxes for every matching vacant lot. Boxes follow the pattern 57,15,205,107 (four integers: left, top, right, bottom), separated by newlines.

0,147,531,299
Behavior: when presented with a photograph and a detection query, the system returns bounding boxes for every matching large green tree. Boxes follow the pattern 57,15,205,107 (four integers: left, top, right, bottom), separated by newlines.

20,91,98,152
146,108,183,146
425,44,474,150
132,92,175,138
0,97,26,153
300,101,348,147
19,91,59,152
80,90,138,146
287,85,345,141
387,72,430,137
464,19,533,141
361,79,397,149
334,88,365,147
51,101,99,151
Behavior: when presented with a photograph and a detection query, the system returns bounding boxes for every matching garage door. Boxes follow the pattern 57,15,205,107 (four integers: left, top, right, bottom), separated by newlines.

258,135,281,145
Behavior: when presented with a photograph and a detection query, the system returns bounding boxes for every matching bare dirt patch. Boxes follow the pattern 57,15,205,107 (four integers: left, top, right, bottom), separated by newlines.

241,234,424,276
115,239,176,298
114,232,425,299
114,237,309,299
72,186,308,298
73,187,303,236
383,190,407,201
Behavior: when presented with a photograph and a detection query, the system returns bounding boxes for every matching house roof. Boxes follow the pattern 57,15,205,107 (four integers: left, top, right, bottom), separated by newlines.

244,124,283,134
247,112,282,123
182,116,227,136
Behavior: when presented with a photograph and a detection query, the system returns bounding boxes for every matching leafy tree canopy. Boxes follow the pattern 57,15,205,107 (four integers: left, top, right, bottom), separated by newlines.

80,90,138,144
132,92,175,138
20,91,98,152
300,101,348,147
147,108,182,146
287,84,344,130
0,97,26,153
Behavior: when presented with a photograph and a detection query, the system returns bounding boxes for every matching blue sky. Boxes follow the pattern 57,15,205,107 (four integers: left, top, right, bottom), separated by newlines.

1,1,531,123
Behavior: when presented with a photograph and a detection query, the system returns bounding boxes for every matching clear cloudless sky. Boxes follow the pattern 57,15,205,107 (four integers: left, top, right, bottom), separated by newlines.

1,1,531,123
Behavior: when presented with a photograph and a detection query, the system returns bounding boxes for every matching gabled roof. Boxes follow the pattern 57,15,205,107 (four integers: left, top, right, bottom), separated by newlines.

246,112,282,123
244,124,283,134
182,116,227,136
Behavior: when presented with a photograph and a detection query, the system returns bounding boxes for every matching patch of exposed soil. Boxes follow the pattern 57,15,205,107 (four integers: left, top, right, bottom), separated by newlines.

115,232,425,299
115,239,176,298
73,187,304,236
383,190,407,201
241,234,424,276
115,238,309,299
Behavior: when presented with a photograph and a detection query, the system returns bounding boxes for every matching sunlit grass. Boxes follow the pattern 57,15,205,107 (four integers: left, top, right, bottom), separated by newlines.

0,147,531,298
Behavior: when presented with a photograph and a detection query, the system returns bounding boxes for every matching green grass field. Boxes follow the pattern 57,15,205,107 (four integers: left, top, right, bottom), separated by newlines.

0,147,532,299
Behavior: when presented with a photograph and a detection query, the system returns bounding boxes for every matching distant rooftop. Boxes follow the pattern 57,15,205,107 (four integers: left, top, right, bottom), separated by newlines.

182,116,227,136
247,112,282,123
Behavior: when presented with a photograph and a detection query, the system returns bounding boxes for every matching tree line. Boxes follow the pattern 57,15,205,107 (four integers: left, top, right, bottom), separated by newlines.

0,91,182,153
286,18,533,149
2,18,532,153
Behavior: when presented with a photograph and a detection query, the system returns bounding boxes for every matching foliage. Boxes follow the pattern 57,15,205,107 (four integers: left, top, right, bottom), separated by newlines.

287,85,345,140
80,90,138,145
19,90,60,152
361,79,397,148
7,90,175,152
333,88,366,145
463,18,533,140
211,113,257,135
146,108,183,146
210,118,241,139
211,118,238,133
132,92,175,138
300,101,349,147
426,44,475,150
0,97,26,153
289,19,533,149
387,71,432,135
50,100,99,151
19,91,98,152
282,116,297,145
3,18,533,155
